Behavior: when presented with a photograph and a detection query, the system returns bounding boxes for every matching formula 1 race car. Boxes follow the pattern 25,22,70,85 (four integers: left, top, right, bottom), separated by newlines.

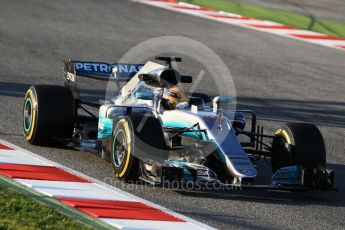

23,57,334,191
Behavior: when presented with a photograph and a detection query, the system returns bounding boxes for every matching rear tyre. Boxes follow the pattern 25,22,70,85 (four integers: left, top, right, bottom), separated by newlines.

271,122,326,172
23,85,75,145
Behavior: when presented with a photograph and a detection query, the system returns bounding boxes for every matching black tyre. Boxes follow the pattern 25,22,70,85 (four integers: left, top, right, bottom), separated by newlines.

23,85,75,145
271,122,326,172
111,115,167,181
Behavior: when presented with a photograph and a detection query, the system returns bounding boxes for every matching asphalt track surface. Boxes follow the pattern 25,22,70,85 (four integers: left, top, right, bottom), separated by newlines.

0,0,345,229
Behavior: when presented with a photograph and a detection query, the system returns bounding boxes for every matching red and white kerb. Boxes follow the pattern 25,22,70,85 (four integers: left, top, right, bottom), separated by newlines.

133,0,345,51
0,140,214,230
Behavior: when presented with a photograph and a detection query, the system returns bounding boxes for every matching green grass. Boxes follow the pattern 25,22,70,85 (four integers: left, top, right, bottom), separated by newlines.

0,185,93,230
181,0,345,39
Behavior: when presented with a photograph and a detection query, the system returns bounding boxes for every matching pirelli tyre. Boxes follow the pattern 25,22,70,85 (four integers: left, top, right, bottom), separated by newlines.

23,85,75,145
271,122,326,172
111,115,167,181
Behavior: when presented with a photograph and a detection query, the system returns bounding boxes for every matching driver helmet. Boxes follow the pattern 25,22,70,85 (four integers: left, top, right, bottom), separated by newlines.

162,85,188,109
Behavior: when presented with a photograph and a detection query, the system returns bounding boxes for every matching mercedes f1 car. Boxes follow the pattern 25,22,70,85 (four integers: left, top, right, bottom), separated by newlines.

23,57,335,191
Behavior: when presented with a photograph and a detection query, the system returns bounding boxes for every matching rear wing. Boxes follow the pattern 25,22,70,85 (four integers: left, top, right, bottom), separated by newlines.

63,60,144,100
64,60,143,81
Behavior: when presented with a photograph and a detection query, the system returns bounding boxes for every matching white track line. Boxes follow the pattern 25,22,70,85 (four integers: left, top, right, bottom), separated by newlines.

101,218,202,230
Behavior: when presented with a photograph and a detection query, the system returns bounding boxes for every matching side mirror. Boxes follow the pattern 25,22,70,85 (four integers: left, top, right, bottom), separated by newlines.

135,91,153,100
180,75,192,83
213,96,234,113
138,73,153,82
213,96,233,104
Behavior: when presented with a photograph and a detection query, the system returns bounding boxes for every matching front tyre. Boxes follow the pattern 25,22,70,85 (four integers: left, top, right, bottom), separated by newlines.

111,118,139,181
271,122,326,172
111,115,167,182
